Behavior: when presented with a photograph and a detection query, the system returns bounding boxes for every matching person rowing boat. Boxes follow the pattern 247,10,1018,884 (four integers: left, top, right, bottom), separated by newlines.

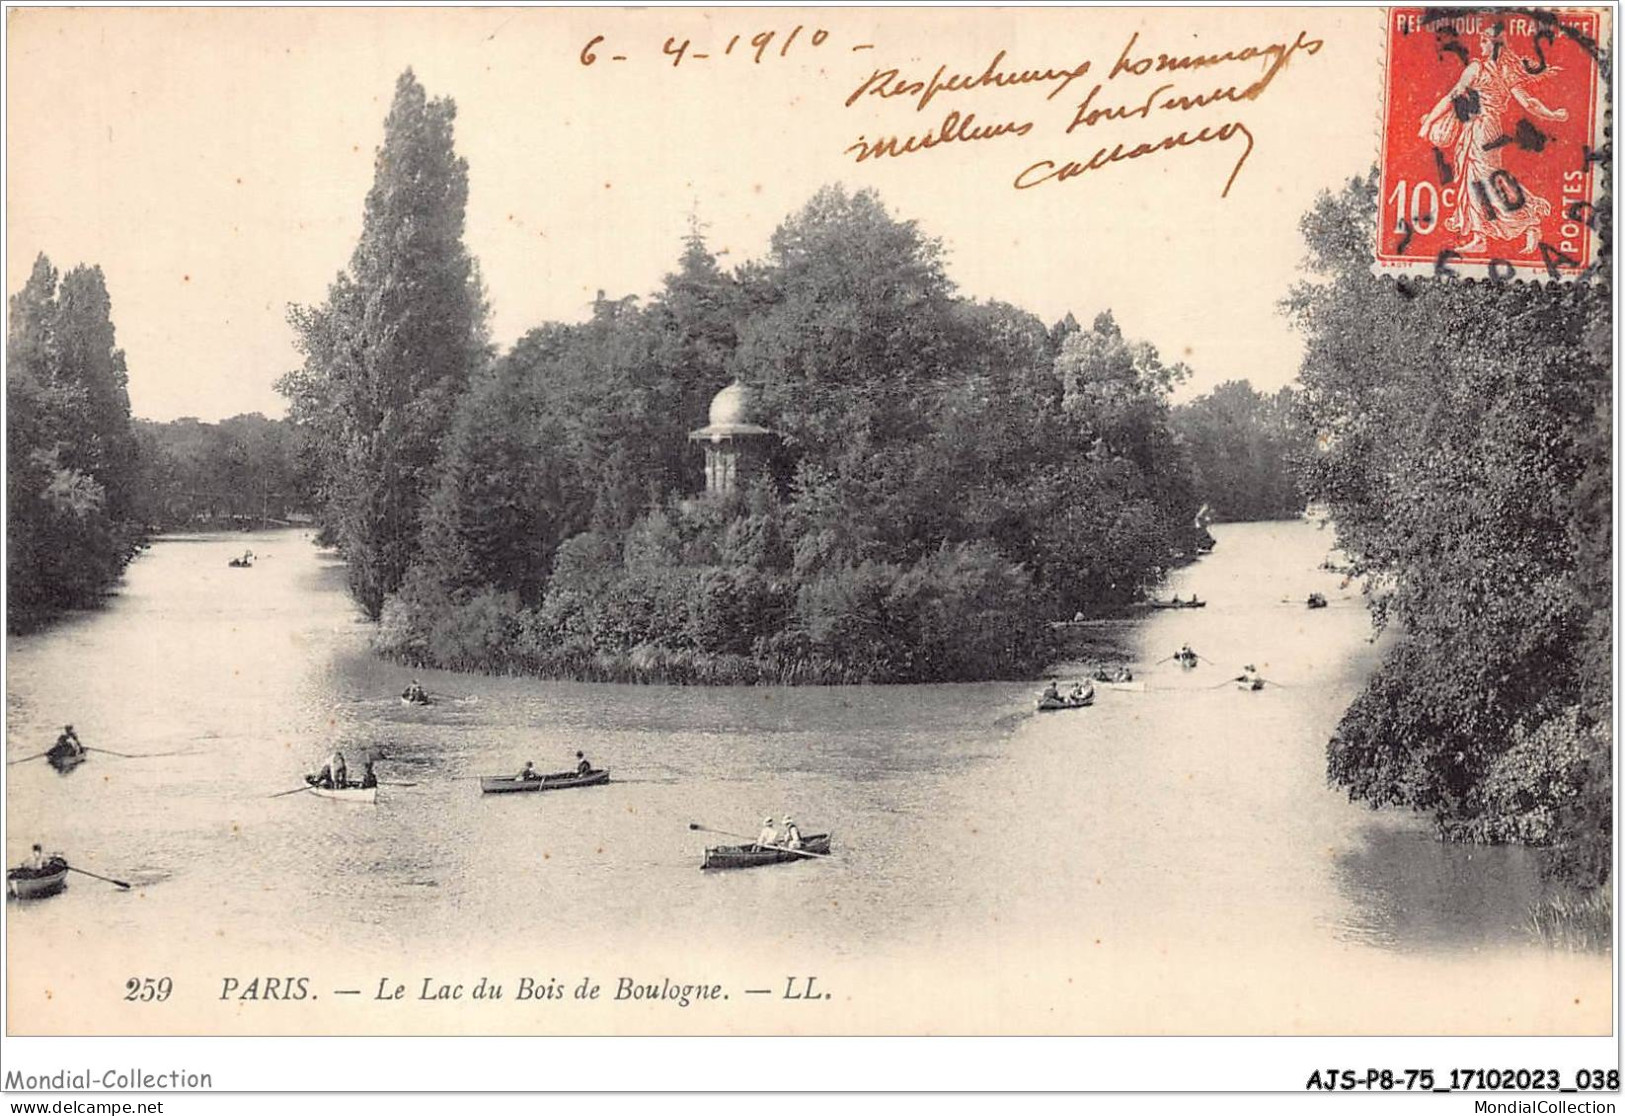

307,750,353,790
7,846,70,899
754,817,780,852
50,725,86,762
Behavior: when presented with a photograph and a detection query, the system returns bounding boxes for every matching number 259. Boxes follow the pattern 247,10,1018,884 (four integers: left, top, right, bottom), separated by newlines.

124,977,172,1002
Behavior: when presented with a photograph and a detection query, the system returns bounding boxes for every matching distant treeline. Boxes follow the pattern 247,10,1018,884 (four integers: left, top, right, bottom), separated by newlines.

131,413,317,530
1292,172,1612,894
6,253,318,633
7,255,143,633
280,71,1224,684
1173,382,1309,523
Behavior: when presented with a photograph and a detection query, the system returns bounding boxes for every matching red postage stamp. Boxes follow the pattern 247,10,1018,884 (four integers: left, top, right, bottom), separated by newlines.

1377,8,1608,280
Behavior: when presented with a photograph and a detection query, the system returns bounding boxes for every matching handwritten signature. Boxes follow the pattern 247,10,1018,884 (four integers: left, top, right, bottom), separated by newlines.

1014,121,1255,195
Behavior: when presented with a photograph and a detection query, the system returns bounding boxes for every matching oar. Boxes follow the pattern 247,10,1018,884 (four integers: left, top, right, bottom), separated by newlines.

7,751,50,766
65,865,131,890
427,691,476,704
85,747,194,760
269,784,315,799
1222,674,1285,690
687,822,832,859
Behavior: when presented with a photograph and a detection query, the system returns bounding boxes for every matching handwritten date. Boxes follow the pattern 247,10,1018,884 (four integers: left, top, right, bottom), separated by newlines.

581,26,869,69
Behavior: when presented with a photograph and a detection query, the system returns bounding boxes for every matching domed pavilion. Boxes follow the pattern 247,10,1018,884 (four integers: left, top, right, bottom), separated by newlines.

688,380,771,497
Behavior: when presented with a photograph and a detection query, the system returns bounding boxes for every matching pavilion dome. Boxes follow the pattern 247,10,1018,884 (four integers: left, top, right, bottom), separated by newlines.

709,380,749,427
690,379,770,442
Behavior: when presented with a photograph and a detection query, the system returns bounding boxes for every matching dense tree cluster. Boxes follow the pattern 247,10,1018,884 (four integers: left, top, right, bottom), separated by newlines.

1289,172,1611,888
279,69,1275,684
129,413,317,529
1173,381,1309,522
278,86,1206,684
372,183,1205,683
7,254,143,632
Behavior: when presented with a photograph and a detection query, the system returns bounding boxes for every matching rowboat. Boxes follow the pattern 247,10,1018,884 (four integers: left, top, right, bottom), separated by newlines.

303,777,378,804
308,784,377,803
1148,598,1206,610
702,834,831,870
1306,593,1328,609
1236,677,1265,691
7,857,69,900
1037,691,1094,711
47,746,86,772
400,695,432,707
480,769,610,794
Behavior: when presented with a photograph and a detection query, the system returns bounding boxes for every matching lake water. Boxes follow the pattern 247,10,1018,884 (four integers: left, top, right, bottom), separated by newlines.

5,522,1610,1034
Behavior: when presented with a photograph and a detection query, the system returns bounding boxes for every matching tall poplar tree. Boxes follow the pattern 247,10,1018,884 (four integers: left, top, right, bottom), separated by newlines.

56,264,139,520
281,69,487,617
6,254,141,630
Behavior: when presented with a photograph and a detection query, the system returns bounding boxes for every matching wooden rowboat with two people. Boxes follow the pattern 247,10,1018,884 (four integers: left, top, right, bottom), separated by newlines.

480,769,610,794
702,834,831,870
7,856,69,900
1148,596,1206,610
1037,682,1095,711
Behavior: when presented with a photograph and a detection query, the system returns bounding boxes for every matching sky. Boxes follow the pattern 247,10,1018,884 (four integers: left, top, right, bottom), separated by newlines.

7,7,1381,422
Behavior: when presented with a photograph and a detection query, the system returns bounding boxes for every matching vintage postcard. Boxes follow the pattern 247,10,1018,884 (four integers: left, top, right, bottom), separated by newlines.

2,3,1615,1094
